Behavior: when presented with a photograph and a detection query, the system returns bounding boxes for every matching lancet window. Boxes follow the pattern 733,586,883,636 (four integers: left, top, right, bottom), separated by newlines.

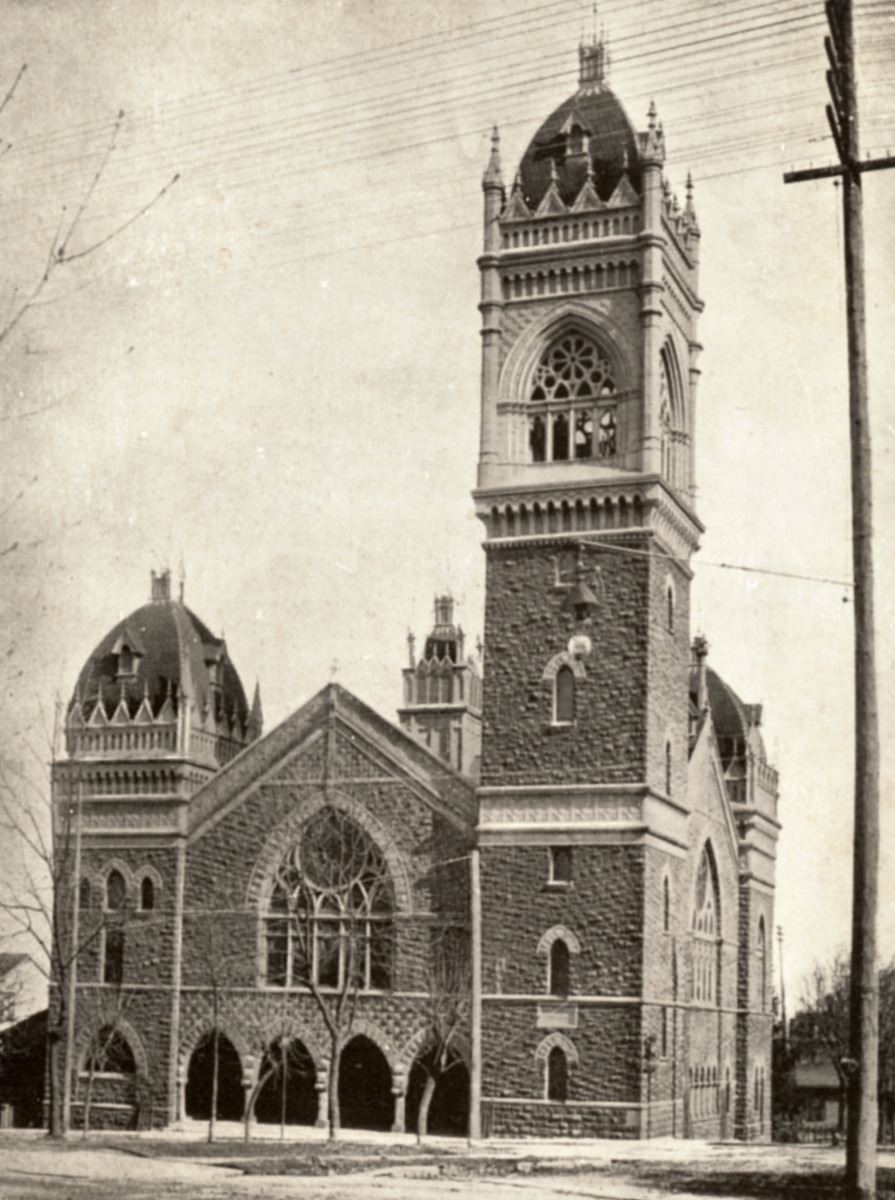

264,807,393,992
692,845,719,1005
529,333,617,464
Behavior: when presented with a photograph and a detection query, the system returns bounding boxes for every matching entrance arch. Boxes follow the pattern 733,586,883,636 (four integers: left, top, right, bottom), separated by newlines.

185,1032,244,1121
254,1038,318,1126
406,1051,469,1137
338,1035,393,1131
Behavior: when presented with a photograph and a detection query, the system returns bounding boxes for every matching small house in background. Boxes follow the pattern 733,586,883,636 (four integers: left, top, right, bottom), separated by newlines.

791,1057,842,1131
0,954,46,1032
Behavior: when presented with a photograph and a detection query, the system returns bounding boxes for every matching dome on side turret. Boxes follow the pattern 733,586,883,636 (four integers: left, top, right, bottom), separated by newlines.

70,569,248,727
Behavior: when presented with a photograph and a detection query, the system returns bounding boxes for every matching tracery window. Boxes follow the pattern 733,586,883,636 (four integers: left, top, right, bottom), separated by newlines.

692,846,719,1005
529,333,617,464
263,807,394,992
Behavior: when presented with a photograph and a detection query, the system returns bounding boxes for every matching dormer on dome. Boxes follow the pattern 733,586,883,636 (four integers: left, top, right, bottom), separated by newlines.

514,36,640,213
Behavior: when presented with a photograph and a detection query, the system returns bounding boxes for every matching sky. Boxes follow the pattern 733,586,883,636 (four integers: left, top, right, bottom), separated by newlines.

0,0,893,1006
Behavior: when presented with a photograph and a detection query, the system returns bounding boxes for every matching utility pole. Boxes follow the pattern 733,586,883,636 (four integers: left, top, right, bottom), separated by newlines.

784,3,892,1196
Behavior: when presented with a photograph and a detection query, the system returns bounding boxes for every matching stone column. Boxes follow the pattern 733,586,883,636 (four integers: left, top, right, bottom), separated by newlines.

391,1068,407,1134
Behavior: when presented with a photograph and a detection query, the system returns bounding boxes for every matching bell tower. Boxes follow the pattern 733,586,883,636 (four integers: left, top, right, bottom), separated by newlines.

473,39,708,1139
474,37,704,800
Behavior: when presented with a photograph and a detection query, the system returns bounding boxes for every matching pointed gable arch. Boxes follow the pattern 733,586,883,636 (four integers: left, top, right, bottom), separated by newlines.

246,788,413,916
498,300,635,405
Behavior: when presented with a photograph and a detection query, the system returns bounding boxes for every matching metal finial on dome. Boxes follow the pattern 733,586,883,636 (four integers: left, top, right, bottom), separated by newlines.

578,24,607,86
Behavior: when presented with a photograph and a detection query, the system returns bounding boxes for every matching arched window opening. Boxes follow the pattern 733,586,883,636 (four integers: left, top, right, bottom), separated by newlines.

693,846,719,1005
660,1007,668,1057
659,345,685,489
662,875,671,932
529,333,617,464
262,807,394,991
103,929,125,985
549,939,571,997
79,878,91,911
667,584,675,632
86,1027,135,1075
757,918,767,1012
546,1046,569,1102
665,741,673,796
105,869,126,912
554,666,575,724
140,876,155,912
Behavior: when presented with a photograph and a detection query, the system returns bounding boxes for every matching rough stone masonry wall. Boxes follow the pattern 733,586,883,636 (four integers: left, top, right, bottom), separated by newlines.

479,842,645,1134
64,842,180,1127
646,549,691,802
480,537,651,787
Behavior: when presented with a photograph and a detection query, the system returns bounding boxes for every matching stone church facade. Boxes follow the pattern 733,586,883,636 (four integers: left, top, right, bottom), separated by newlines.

52,40,779,1140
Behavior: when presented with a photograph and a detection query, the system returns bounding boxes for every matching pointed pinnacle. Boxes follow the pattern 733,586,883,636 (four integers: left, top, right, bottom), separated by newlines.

549,157,559,183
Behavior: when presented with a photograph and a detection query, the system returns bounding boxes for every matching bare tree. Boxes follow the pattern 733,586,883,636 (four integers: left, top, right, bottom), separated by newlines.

271,804,394,1139
77,984,132,1137
188,900,251,1144
0,748,104,1136
414,924,470,1144
0,67,178,374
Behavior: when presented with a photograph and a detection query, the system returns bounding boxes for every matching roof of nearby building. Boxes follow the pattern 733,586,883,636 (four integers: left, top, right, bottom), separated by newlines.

794,1059,840,1090
689,665,766,770
517,82,642,211
71,574,248,724
0,953,31,978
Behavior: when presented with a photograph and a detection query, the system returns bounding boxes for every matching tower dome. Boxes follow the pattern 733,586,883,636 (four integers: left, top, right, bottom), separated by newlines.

516,40,641,210
66,569,260,772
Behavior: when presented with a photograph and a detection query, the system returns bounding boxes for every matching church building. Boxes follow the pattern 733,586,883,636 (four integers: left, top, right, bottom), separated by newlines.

52,39,779,1141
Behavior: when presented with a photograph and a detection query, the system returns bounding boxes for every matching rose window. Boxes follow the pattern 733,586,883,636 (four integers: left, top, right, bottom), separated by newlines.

529,334,617,463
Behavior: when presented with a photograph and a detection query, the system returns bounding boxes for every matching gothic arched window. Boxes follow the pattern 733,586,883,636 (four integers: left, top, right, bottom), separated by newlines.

662,875,671,932
140,876,155,912
86,1027,136,1075
546,1045,569,1102
549,939,571,997
554,666,575,724
105,869,126,912
529,333,617,464
757,917,767,1012
693,845,719,1005
263,806,394,992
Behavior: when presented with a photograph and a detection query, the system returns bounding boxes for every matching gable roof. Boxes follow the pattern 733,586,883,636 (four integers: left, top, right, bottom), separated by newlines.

0,953,31,978
187,682,476,841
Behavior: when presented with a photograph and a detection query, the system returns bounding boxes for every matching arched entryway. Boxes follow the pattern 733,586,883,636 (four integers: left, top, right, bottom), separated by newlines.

254,1038,317,1126
185,1032,244,1121
338,1035,393,1131
406,1051,469,1137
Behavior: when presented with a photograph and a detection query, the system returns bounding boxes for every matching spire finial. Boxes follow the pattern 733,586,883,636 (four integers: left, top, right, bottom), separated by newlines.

648,99,657,130
578,17,607,86
483,124,503,187
549,157,559,184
